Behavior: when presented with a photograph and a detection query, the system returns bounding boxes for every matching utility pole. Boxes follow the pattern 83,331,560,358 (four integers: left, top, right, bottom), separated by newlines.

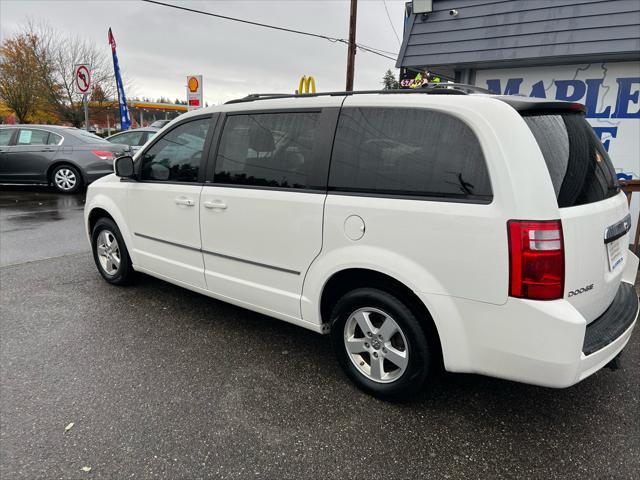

345,0,358,91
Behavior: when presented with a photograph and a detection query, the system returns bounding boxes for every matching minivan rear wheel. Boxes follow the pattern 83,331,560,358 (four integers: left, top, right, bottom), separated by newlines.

330,288,432,399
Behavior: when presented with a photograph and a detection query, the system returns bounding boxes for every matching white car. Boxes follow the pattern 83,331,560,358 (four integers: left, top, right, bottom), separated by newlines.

105,128,158,154
84,87,639,399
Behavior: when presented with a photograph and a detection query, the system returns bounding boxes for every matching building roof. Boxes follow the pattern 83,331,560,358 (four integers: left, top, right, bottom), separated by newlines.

85,101,188,112
397,0,640,73
129,101,188,112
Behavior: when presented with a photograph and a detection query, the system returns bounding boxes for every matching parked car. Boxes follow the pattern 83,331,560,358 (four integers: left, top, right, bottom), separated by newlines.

106,128,157,153
84,87,638,399
149,119,172,129
0,125,130,193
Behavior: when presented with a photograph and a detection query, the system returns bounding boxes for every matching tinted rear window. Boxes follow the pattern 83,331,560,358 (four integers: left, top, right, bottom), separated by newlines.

523,112,619,207
329,107,492,202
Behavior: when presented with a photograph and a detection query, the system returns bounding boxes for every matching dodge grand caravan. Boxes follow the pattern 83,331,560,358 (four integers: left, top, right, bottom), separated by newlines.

85,86,639,399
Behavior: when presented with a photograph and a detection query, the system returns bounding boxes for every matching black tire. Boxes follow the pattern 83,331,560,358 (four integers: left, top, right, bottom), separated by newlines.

50,164,83,194
91,217,134,285
330,288,433,400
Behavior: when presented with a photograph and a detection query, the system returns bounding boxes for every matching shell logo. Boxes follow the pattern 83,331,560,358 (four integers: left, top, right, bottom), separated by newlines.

187,76,200,93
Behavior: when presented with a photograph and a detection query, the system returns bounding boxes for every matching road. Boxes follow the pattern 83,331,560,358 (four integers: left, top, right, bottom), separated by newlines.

1,187,639,479
0,187,87,267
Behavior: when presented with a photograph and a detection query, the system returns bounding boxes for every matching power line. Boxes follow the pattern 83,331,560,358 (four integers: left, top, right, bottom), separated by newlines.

382,0,401,46
140,0,399,62
141,0,343,43
357,42,398,56
356,44,397,61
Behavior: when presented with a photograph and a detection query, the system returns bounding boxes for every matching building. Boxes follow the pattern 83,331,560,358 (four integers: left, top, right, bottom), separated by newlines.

397,0,640,234
90,101,188,133
0,100,188,133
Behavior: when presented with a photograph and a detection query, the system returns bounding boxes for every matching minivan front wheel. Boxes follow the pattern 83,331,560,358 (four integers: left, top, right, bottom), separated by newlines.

330,288,432,399
91,217,133,285
51,164,82,194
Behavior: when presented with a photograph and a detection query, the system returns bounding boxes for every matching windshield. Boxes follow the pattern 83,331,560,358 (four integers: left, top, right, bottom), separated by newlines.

523,112,619,208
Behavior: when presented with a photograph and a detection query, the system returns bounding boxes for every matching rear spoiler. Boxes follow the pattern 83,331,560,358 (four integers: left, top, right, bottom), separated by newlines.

494,96,586,115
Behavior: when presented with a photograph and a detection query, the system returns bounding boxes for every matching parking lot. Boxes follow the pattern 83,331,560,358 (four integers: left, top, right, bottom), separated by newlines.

1,186,639,479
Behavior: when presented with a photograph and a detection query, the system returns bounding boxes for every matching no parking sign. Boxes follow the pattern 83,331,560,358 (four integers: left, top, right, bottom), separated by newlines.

74,64,91,94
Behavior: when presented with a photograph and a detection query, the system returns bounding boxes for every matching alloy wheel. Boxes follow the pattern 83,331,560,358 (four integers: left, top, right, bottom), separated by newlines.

343,307,409,383
96,230,121,276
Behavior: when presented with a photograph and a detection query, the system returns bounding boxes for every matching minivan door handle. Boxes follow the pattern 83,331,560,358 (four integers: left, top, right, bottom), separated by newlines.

174,197,195,206
203,200,227,210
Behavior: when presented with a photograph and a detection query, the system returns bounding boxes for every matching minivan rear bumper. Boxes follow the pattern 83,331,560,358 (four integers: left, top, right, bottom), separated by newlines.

582,282,637,356
577,285,637,383
419,250,639,388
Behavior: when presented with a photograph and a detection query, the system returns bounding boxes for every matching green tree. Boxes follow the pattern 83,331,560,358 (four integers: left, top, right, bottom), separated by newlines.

382,69,400,90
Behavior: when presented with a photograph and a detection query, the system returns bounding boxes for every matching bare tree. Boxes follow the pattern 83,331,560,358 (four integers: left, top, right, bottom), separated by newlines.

16,21,124,128
33,24,117,127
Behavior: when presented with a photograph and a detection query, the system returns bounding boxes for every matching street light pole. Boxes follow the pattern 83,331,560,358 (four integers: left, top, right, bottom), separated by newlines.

345,0,358,91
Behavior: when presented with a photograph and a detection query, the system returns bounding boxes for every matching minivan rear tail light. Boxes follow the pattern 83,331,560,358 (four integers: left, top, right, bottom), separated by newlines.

92,150,115,161
508,220,564,300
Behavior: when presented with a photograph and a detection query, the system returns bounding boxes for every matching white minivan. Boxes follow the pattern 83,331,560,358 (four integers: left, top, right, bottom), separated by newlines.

85,86,639,399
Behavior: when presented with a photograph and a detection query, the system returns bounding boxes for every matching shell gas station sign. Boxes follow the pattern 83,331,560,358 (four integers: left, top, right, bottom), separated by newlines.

186,75,203,111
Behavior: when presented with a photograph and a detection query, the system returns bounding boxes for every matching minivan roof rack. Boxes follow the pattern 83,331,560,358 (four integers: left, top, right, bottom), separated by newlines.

225,83,492,104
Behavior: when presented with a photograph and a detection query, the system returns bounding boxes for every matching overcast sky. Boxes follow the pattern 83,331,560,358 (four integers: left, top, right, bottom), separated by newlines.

0,0,406,104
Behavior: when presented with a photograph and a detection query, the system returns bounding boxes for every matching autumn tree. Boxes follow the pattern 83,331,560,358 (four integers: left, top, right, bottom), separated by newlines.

0,32,43,123
1,21,124,127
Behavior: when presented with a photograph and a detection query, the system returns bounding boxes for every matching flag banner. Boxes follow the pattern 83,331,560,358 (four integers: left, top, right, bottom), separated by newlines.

108,28,131,131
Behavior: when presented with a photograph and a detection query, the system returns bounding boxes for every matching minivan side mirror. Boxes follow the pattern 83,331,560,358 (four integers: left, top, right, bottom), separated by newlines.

114,155,135,178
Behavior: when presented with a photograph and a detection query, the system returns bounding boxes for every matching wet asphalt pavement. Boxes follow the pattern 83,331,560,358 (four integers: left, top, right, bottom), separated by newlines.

0,187,87,267
1,186,639,479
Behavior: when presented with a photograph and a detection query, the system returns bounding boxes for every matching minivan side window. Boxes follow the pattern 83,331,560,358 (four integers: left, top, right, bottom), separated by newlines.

214,112,320,189
329,108,492,202
140,118,210,183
